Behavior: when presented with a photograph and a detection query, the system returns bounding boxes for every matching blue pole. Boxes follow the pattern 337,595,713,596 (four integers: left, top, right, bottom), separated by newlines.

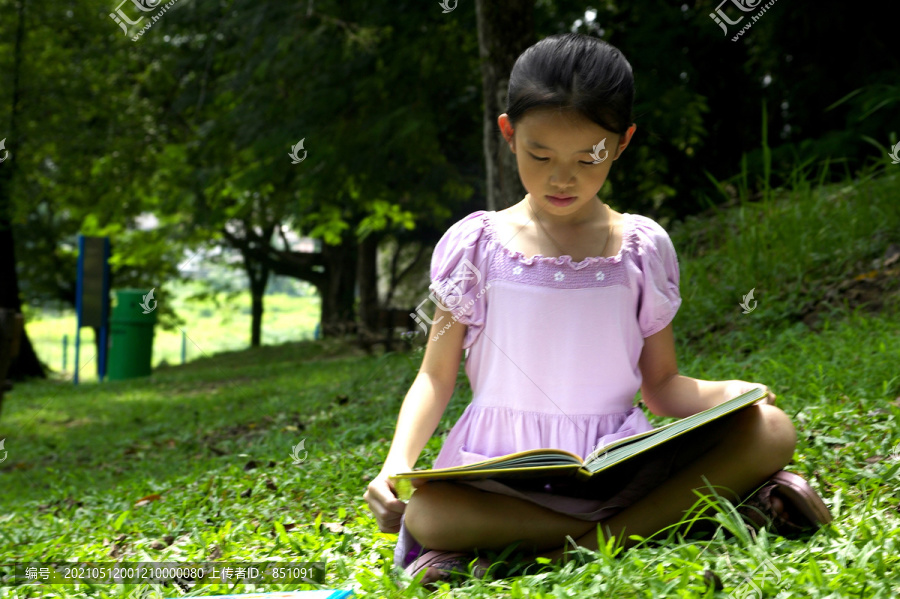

181,330,186,364
62,334,68,372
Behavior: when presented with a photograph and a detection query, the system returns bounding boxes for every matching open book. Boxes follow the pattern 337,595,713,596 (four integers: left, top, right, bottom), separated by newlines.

390,387,766,501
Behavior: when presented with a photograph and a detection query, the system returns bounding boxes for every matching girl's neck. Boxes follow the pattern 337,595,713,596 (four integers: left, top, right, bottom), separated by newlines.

494,194,617,261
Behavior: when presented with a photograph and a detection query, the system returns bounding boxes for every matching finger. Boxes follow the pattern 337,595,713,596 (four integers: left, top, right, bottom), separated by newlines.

370,482,408,514
410,477,429,489
379,520,402,534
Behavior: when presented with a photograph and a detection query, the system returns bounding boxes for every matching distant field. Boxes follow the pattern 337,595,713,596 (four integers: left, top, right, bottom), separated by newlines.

25,291,321,381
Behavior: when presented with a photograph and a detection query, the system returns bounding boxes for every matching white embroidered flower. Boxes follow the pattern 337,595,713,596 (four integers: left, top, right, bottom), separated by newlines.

512,265,523,276
554,271,565,282
596,270,605,281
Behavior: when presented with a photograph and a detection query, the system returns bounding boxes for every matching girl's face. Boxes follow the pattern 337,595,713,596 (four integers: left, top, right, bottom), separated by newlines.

498,108,635,219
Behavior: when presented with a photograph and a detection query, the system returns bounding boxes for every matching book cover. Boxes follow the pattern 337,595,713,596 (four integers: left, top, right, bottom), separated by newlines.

390,387,766,500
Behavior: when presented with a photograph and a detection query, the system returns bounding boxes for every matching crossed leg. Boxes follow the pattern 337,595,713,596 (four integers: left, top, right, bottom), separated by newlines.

403,404,796,557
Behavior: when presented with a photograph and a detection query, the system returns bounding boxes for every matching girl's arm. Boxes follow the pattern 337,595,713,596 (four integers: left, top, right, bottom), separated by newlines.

638,323,776,418
364,305,466,532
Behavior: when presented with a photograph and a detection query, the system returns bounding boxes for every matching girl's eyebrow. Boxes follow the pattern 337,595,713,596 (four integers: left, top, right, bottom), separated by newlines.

526,139,595,154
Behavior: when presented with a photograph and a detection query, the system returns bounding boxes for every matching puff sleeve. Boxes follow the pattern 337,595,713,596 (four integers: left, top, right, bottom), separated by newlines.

427,211,491,348
633,215,682,338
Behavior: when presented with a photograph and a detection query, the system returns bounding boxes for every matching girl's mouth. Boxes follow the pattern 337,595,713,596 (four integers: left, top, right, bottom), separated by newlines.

547,195,576,207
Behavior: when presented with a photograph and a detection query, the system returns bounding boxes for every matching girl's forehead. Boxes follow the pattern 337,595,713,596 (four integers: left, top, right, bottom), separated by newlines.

516,110,615,145
518,108,610,131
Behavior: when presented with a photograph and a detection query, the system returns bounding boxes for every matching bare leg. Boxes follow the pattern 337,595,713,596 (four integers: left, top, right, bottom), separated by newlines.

403,404,796,557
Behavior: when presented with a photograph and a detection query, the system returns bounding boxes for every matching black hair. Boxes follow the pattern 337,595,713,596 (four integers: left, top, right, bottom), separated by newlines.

506,33,634,135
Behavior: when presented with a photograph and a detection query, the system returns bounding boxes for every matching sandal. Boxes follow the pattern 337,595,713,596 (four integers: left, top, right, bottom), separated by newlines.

739,470,832,535
403,549,490,587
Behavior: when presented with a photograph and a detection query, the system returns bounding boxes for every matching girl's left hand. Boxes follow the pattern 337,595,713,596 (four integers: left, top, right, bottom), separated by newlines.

725,380,777,405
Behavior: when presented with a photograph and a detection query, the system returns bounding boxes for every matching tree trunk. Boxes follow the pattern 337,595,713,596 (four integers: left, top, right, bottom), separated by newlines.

239,223,273,349
0,0,45,380
319,237,357,337
356,234,378,334
247,261,269,348
475,0,534,211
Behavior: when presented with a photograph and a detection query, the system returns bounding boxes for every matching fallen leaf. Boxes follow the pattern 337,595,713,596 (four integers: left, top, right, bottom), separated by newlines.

265,478,278,492
244,460,258,471
149,540,166,550
321,522,344,534
163,535,175,545
282,523,297,532
208,545,222,560
134,494,161,507
240,488,252,499
865,456,883,464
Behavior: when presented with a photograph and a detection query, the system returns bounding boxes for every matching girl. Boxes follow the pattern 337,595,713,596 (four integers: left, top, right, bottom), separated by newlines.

364,32,831,585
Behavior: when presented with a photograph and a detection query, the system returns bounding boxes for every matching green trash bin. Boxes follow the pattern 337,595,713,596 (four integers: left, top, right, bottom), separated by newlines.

107,289,157,380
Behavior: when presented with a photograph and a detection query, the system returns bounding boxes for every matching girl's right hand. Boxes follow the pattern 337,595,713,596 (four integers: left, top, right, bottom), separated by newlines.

364,472,408,533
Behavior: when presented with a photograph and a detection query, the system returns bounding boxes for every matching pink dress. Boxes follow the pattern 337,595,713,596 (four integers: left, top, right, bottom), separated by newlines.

395,209,683,568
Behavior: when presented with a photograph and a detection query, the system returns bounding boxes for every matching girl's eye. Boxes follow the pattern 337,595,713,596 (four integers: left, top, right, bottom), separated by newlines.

528,153,598,166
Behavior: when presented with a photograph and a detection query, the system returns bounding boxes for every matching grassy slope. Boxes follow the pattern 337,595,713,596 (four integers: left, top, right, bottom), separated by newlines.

1,172,899,598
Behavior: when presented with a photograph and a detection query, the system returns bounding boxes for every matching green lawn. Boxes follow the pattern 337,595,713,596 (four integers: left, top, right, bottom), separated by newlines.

2,172,900,598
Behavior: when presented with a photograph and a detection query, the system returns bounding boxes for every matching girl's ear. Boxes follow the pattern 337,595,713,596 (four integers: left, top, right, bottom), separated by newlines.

498,114,515,150
614,124,637,160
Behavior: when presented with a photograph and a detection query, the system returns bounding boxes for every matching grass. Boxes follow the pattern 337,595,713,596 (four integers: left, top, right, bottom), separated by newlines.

2,169,900,598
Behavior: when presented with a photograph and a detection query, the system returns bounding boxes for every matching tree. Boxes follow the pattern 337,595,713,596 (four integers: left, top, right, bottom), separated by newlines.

475,0,534,211
0,0,44,379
